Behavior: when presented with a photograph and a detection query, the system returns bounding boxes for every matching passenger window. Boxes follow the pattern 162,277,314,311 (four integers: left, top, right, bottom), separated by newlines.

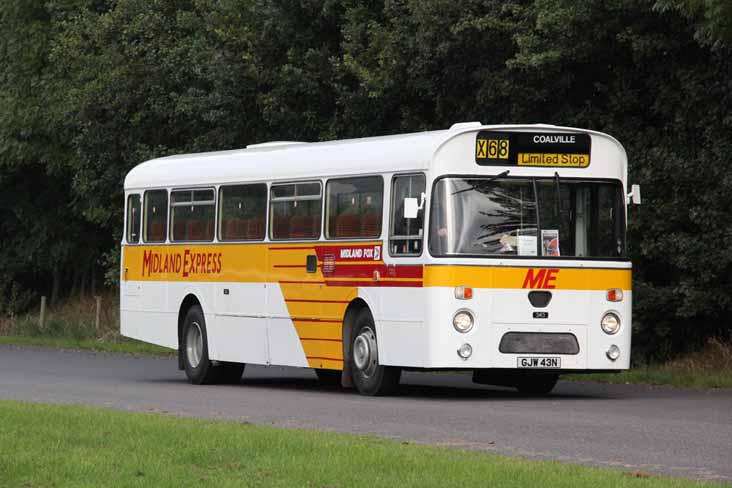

170,189,215,242
326,176,383,239
390,174,426,256
126,194,141,243
143,190,168,243
270,182,322,240
219,184,267,241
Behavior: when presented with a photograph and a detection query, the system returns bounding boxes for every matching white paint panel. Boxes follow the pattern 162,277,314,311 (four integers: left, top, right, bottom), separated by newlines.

371,286,428,367
267,284,309,367
121,310,177,349
491,289,589,325
212,316,268,365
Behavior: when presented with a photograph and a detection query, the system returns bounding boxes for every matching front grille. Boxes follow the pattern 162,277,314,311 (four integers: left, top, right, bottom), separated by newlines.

499,332,579,355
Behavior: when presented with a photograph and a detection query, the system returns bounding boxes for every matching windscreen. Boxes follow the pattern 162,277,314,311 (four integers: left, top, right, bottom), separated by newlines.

429,178,625,258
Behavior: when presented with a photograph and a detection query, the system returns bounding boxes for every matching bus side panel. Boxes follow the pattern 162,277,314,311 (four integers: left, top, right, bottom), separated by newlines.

370,286,430,367
120,245,177,349
267,283,310,368
210,281,269,366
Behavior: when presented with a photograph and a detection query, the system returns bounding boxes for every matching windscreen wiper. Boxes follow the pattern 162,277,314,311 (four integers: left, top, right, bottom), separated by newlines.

452,170,510,196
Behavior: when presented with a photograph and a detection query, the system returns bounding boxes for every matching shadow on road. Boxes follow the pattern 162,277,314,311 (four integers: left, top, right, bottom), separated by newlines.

192,374,620,401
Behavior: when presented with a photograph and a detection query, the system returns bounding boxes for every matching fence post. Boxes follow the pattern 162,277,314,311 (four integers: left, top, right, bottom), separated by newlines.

95,296,102,332
39,296,46,329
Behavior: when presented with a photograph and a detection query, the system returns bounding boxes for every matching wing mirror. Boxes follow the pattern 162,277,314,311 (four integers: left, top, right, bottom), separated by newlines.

627,184,641,205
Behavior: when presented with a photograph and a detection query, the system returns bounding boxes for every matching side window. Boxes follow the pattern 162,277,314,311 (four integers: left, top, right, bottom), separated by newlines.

270,182,322,240
143,190,168,243
326,176,383,239
170,189,215,242
218,183,267,241
126,194,141,243
390,174,426,256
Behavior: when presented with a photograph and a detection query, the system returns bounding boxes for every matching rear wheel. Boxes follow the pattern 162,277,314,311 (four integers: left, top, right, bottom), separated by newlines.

182,305,220,385
515,374,559,396
350,309,400,396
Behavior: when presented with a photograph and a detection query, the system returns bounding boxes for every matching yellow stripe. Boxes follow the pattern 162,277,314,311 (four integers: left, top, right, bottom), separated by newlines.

302,340,343,359
424,265,631,291
293,322,342,341
308,358,343,369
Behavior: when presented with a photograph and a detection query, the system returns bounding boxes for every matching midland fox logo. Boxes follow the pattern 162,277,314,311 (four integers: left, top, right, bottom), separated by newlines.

142,249,222,278
522,268,559,289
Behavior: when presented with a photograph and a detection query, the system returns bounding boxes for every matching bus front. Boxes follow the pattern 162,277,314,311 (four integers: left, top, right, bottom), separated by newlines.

423,126,634,394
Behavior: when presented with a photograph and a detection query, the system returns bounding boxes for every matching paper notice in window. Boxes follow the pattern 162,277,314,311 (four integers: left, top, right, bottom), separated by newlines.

542,229,560,256
518,236,537,256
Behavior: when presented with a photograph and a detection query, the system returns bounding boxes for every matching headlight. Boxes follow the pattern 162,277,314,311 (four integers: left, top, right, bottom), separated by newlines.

453,310,474,333
600,312,621,335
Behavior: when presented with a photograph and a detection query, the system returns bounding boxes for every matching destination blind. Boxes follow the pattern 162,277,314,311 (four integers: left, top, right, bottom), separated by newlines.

475,131,591,168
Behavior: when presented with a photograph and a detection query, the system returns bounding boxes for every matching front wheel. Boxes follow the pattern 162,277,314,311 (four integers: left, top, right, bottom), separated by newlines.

350,309,400,396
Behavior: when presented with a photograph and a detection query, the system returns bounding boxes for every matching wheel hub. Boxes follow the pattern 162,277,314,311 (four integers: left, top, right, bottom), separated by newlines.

353,326,378,378
186,321,203,368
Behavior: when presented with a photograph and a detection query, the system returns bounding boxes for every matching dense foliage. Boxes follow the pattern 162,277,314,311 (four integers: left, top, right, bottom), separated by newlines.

1,0,730,360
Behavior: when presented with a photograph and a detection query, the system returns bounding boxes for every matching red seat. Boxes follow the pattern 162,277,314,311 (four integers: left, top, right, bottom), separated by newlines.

150,222,166,241
247,218,265,239
361,213,381,237
335,215,359,237
187,220,204,240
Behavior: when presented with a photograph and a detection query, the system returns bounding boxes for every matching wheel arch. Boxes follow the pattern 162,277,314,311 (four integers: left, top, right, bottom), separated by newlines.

177,293,202,370
340,297,371,387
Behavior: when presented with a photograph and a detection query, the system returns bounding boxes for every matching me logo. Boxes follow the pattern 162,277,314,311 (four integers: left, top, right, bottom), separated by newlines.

522,268,559,289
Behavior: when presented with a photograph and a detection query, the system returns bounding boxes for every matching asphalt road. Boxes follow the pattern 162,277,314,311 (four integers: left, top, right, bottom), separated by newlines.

1,345,730,483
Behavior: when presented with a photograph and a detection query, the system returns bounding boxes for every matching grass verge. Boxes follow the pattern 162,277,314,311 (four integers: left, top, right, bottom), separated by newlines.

0,335,173,355
0,400,722,488
568,339,732,389
0,294,173,355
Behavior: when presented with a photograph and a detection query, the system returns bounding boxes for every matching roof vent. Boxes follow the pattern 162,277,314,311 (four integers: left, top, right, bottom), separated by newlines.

246,141,308,149
449,121,483,131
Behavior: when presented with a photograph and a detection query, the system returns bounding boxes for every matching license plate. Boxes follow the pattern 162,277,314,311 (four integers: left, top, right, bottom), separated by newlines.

517,357,561,369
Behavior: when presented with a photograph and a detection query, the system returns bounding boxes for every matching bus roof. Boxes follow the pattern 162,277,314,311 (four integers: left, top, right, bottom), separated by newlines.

123,124,624,190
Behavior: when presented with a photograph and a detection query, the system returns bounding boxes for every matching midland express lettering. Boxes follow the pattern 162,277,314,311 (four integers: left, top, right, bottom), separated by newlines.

522,268,559,289
142,249,222,278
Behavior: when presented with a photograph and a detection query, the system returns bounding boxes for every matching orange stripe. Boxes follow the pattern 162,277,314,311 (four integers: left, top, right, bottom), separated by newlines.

268,246,316,250
279,280,325,284
300,338,342,342
307,356,343,362
291,318,341,324
286,299,349,303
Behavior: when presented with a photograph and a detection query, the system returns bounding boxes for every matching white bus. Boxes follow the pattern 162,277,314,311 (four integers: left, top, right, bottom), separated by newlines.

121,122,640,395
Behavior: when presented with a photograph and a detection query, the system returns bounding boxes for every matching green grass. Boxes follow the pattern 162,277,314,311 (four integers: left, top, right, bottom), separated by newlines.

0,334,173,355
0,400,722,488
568,368,732,389
568,338,732,389
0,295,173,356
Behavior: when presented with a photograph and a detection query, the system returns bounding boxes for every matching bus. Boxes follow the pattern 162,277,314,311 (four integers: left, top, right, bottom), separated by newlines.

121,122,640,396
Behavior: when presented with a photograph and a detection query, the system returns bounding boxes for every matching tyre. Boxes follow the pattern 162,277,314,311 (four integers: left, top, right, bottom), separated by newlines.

182,305,220,385
515,373,559,396
315,368,342,386
349,308,401,396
